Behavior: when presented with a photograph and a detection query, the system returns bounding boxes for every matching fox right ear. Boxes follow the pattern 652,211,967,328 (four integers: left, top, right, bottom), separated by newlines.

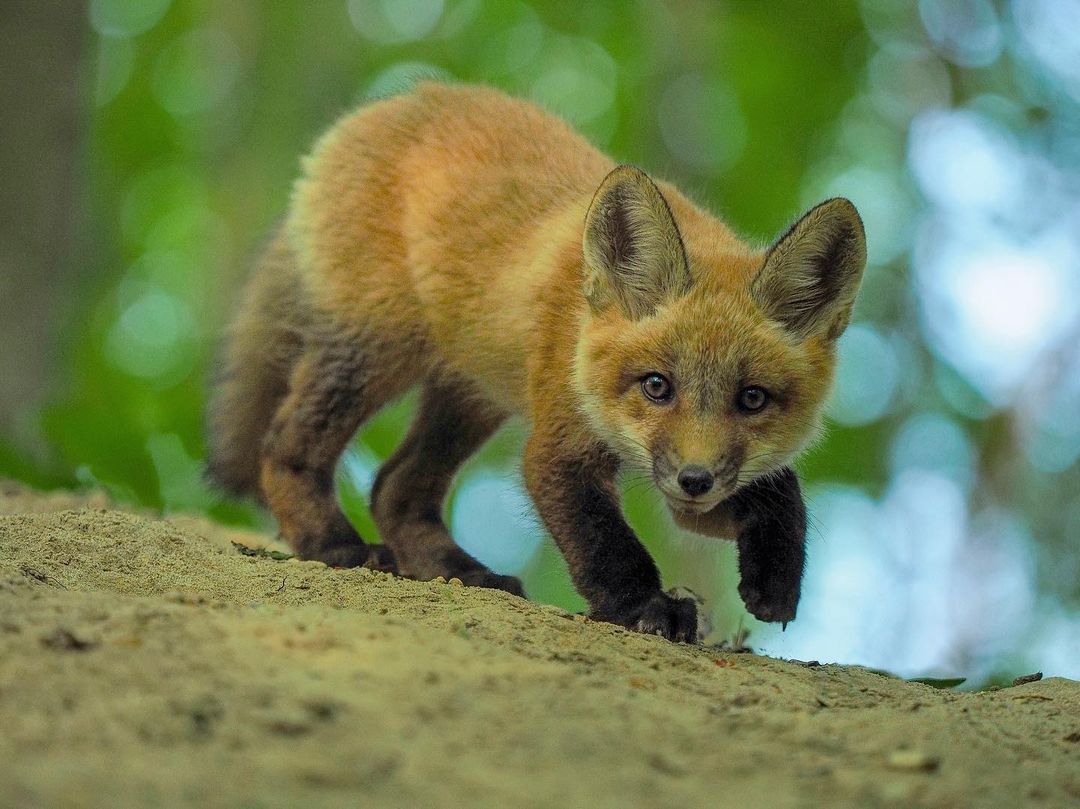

751,198,866,341
582,165,692,320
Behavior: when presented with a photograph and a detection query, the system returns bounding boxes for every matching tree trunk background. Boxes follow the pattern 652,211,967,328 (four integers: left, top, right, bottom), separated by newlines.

0,1,86,453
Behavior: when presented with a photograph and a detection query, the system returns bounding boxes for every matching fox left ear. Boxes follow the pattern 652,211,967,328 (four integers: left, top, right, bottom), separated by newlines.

582,165,692,320
751,198,867,341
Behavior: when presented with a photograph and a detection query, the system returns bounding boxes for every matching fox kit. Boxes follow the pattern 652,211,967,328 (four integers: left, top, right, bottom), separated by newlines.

208,83,866,642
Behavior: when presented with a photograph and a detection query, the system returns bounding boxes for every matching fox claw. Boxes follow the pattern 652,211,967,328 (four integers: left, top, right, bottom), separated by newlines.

601,592,698,643
738,577,798,625
453,570,525,597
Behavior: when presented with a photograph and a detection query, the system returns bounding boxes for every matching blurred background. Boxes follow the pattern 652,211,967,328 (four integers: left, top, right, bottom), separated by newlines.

2,0,1077,685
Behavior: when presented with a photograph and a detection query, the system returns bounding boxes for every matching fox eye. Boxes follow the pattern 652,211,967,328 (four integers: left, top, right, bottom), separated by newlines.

641,373,674,403
737,386,769,413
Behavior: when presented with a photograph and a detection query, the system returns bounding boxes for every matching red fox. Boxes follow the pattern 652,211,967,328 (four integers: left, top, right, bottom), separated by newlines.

208,82,866,642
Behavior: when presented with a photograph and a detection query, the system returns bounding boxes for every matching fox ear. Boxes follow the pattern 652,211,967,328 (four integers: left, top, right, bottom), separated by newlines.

751,198,866,341
582,165,692,320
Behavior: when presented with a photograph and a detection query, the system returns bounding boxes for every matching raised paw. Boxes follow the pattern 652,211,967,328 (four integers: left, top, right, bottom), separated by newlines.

602,592,698,643
738,567,799,625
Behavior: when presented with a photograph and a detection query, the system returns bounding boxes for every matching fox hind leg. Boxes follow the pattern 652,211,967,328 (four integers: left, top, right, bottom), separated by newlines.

371,378,524,596
207,231,305,497
260,330,411,570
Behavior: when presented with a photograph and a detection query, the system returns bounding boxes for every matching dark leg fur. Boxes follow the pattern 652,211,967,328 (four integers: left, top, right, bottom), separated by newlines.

259,330,404,570
523,439,697,642
727,467,807,626
206,234,305,496
370,380,523,595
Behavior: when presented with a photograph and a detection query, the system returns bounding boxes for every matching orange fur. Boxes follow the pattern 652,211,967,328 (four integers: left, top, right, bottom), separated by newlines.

208,82,866,634
288,83,855,498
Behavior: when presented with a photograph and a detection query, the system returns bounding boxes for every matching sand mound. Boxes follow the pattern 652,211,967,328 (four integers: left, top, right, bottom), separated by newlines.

0,482,1076,808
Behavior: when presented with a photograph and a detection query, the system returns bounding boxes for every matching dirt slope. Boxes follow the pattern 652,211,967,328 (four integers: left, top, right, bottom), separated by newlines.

0,482,1077,808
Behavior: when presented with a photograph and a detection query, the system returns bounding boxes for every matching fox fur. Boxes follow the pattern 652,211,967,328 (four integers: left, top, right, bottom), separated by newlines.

208,82,866,642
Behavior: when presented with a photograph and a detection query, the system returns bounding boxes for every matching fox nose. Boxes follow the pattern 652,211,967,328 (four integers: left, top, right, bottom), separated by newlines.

677,466,714,497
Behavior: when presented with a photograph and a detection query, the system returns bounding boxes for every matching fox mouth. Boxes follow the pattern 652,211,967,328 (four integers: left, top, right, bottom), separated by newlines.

665,496,716,515
662,491,728,515
655,469,737,515
650,452,741,516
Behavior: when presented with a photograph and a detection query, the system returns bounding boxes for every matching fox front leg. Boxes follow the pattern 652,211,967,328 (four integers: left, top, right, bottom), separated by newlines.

524,438,697,643
673,467,807,626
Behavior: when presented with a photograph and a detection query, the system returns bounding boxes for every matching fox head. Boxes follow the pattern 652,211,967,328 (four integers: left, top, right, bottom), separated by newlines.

575,165,866,514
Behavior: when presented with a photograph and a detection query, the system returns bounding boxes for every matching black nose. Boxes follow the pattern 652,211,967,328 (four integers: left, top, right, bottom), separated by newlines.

677,466,714,497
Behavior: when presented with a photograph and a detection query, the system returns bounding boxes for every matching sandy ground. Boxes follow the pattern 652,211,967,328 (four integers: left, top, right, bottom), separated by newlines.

0,481,1077,809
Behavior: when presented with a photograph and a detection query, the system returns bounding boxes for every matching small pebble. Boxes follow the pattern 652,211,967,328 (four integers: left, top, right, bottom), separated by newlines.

886,750,939,772
448,577,463,587
40,628,95,652
646,751,688,776
164,590,206,605
1012,671,1043,687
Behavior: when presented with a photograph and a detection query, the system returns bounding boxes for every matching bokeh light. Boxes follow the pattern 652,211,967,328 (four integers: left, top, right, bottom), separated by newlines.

89,0,172,39
658,73,746,175
451,473,541,575
828,323,901,427
348,0,447,44
918,0,1003,68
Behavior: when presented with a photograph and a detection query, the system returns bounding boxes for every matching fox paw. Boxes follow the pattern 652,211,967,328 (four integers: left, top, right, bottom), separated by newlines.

362,544,399,573
466,570,524,596
738,572,799,625
602,592,698,643
313,543,398,573
452,569,525,597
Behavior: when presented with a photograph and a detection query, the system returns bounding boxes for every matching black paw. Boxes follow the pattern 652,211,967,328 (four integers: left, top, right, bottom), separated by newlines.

603,592,698,643
738,568,799,625
729,465,807,627
314,543,398,573
362,544,399,573
454,570,525,597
